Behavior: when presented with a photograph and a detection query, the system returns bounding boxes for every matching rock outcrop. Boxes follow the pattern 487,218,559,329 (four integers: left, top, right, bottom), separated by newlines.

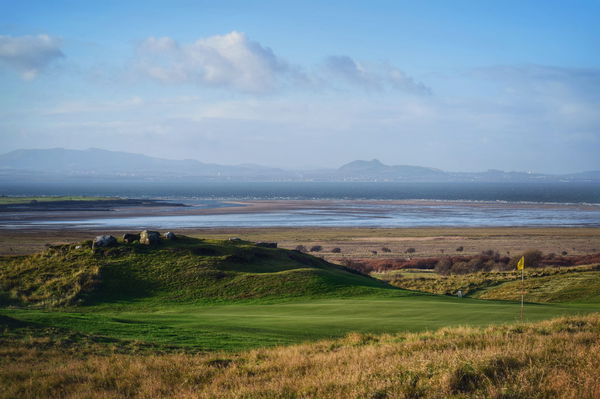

122,233,140,243
140,230,161,245
164,232,176,240
94,235,117,247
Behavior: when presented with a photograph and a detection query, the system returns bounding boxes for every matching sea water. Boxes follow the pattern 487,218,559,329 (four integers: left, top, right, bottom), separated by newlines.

3,182,600,228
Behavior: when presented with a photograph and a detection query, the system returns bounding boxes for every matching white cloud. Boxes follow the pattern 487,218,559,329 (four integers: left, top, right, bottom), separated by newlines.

136,31,290,93
323,55,431,94
135,32,429,95
0,34,64,80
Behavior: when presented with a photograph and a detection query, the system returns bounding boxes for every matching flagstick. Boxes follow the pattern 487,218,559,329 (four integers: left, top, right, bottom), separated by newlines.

520,267,524,322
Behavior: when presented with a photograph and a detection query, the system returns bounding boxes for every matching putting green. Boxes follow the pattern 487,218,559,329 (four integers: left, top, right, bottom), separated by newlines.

2,295,593,351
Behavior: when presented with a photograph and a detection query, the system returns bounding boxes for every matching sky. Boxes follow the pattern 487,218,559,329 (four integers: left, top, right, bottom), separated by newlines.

1,0,599,173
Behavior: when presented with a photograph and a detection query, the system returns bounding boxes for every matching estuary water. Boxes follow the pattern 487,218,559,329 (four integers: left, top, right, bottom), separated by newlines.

2,182,600,229
5,181,600,203
30,201,600,229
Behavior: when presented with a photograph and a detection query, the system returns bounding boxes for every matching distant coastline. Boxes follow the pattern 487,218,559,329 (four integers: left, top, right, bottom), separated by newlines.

1,148,599,183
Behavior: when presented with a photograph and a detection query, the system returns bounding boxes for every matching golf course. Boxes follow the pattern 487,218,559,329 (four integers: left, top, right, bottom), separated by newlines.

5,295,595,352
1,235,597,351
1,233,599,398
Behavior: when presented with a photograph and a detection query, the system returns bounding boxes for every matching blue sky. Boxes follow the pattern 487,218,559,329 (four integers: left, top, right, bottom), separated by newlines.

1,0,599,172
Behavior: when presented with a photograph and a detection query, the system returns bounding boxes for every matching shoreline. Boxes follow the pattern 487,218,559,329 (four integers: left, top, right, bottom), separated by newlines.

2,198,600,225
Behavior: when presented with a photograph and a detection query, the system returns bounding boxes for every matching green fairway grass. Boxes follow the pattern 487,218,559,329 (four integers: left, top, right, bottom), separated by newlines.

1,295,594,351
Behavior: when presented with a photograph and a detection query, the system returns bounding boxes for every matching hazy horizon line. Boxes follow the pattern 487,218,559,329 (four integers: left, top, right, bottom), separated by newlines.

2,146,599,175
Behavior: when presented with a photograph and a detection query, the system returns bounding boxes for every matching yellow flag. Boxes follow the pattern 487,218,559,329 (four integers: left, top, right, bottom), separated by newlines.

517,256,525,270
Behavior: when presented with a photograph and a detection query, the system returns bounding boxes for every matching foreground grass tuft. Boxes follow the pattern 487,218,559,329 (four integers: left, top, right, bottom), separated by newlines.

1,313,598,398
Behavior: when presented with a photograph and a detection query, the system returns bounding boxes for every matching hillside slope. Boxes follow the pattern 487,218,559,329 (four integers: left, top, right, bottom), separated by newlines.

3,148,598,182
0,148,285,178
473,271,600,303
379,266,600,303
0,236,394,307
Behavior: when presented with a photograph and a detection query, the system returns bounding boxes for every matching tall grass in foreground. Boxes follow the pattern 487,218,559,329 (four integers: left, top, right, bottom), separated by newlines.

2,314,599,398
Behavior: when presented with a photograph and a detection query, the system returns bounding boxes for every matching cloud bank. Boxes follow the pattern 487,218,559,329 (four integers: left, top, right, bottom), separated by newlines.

135,31,428,95
0,34,64,80
136,31,289,93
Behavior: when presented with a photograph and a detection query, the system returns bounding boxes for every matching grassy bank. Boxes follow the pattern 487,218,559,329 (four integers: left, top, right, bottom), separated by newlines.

474,270,600,303
0,196,112,205
376,265,600,300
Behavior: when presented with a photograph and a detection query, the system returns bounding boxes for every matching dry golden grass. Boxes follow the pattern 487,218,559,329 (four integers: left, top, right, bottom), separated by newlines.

2,314,599,398
376,265,600,297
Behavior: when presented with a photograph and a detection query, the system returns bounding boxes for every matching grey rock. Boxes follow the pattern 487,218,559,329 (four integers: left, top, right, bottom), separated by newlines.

140,230,161,245
123,233,140,244
164,231,176,240
94,235,117,247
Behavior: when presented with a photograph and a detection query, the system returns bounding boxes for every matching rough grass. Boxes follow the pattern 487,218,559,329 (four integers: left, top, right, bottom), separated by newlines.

0,249,102,307
2,234,599,397
1,313,598,398
0,236,392,307
377,265,600,300
475,271,600,303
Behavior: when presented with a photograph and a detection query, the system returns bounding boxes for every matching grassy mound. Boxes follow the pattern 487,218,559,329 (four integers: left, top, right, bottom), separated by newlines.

0,236,393,307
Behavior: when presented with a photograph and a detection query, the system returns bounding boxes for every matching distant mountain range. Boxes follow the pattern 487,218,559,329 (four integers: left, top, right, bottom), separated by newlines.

0,148,598,183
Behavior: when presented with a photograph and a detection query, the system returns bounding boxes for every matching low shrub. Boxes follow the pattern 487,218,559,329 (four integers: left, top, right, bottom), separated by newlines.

295,245,307,252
